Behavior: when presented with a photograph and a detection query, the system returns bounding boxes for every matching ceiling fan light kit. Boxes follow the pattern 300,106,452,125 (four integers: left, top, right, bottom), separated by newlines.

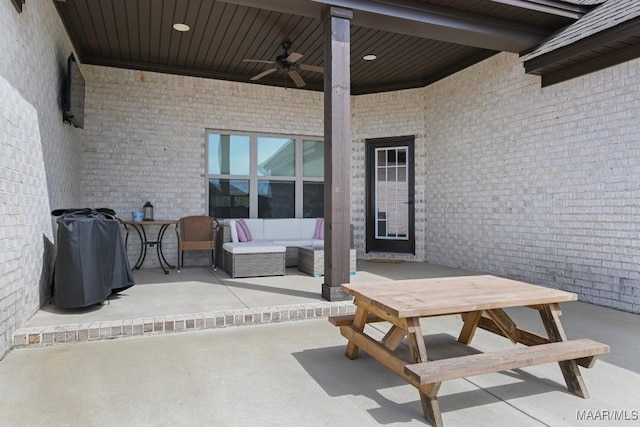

243,41,324,88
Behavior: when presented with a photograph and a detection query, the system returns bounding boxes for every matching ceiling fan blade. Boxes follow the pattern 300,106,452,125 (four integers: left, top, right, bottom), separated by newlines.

286,52,303,63
251,68,278,81
299,63,324,74
288,70,306,88
243,59,277,64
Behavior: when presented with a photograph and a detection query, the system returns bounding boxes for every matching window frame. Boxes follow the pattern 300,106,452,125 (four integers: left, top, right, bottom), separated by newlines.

205,129,323,219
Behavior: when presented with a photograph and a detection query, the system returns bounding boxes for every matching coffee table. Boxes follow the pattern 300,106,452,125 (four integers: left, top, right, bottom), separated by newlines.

297,246,356,277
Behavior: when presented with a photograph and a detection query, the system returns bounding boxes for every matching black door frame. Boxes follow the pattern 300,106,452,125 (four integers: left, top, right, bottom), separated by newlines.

365,136,415,254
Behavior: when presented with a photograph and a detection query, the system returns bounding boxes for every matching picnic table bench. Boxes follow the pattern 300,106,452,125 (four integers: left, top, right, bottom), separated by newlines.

330,275,609,427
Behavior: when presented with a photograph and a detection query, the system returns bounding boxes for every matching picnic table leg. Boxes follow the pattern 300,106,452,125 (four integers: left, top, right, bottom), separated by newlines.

405,317,444,426
538,303,589,398
419,383,444,427
458,310,483,344
345,306,369,360
405,317,428,363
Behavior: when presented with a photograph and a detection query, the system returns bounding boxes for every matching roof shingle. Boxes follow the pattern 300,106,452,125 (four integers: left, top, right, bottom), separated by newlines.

525,0,640,60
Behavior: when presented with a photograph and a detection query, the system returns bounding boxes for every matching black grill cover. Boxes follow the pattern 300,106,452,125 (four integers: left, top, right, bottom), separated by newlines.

52,208,135,308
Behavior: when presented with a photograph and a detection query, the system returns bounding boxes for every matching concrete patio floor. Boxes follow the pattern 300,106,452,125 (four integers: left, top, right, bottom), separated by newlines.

2,261,639,426
27,260,471,327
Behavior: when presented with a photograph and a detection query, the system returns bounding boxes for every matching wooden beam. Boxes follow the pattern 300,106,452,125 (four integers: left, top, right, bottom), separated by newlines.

340,324,443,425
476,316,550,346
485,309,519,344
328,313,384,326
382,325,407,351
339,325,442,396
340,325,415,384
321,5,353,301
473,315,600,370
313,0,553,53
223,0,560,52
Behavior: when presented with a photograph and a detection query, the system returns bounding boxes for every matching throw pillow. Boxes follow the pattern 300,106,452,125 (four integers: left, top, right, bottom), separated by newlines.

229,220,239,243
237,218,253,242
313,218,324,239
236,221,248,242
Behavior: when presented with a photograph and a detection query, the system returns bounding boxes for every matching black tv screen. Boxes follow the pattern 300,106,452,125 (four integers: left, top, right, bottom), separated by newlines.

63,54,85,129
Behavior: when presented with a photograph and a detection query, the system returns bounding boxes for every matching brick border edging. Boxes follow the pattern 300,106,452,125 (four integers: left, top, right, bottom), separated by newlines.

12,301,356,348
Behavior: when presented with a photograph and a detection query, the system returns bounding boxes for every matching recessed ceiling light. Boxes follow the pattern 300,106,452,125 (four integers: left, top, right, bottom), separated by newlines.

363,54,377,61
173,23,190,32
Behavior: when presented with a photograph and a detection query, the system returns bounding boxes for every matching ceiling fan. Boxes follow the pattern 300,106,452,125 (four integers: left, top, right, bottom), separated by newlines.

243,41,324,88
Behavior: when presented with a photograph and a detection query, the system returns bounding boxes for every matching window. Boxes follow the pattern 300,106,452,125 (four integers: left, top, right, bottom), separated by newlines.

206,131,323,219
302,140,324,218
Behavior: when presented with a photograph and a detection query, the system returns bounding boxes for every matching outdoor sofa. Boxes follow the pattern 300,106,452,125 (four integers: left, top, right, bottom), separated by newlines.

218,218,322,278
218,218,353,278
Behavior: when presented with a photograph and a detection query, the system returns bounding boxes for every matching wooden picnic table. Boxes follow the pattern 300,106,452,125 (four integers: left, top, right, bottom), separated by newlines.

330,275,609,427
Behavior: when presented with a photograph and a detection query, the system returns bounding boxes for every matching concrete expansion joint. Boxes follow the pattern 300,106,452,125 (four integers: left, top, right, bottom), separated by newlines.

11,301,356,349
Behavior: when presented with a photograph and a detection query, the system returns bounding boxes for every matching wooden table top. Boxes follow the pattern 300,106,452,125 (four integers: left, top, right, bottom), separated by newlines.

341,275,577,318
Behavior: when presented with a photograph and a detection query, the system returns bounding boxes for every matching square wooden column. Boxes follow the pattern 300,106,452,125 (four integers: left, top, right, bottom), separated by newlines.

322,6,353,301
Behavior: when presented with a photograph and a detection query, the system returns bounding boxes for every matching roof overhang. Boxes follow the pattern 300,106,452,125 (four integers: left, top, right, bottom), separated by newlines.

524,1,640,87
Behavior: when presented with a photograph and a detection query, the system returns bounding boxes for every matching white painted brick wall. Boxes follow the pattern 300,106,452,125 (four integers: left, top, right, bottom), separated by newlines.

352,89,427,261
0,0,83,210
0,77,52,359
423,53,640,313
0,0,636,364
82,52,640,314
0,0,82,358
82,66,325,267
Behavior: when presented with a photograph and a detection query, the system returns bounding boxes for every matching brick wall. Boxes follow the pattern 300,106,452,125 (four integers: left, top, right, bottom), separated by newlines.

0,0,83,209
0,0,636,363
0,76,53,359
0,0,80,358
352,89,427,261
82,52,640,314
423,53,640,313
82,66,324,267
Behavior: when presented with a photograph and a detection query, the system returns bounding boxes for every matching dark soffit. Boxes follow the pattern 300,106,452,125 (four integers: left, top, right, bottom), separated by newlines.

53,0,582,94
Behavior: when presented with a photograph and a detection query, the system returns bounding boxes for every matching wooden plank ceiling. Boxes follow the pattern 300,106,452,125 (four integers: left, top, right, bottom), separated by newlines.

54,0,583,94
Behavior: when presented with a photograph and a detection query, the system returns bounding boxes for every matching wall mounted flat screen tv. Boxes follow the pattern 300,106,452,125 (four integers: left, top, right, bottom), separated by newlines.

63,53,85,129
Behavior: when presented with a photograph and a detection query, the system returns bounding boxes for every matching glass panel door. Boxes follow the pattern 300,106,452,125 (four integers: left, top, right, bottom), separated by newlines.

366,137,415,254
375,147,408,240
